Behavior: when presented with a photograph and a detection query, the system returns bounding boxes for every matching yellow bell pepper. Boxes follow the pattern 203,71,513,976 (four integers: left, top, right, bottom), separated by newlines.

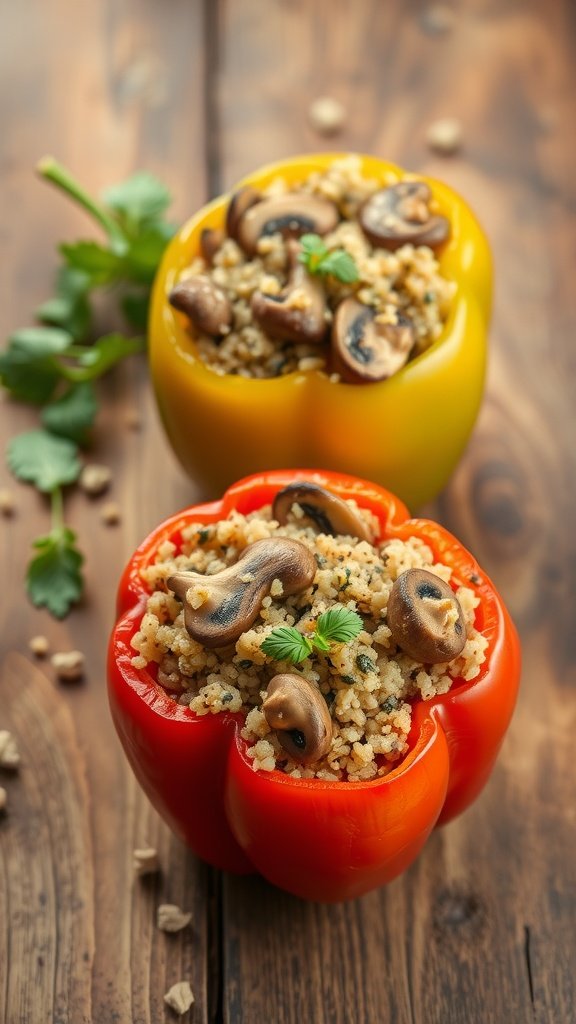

149,153,492,509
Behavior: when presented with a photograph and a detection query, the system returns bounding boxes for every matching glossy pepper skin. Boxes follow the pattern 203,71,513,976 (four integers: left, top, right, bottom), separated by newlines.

149,154,492,509
108,470,520,903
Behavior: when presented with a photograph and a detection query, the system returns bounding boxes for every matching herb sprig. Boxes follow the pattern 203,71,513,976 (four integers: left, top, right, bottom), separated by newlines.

0,158,175,617
261,606,364,664
298,233,359,284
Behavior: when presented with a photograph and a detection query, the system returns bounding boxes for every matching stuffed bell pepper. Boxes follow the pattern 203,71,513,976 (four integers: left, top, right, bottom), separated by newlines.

149,153,492,508
108,470,520,902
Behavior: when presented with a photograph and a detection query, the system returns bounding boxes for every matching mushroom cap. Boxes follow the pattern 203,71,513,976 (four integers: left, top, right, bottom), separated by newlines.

169,276,232,337
262,673,334,764
226,186,262,241
359,181,450,251
200,227,225,266
167,537,316,648
331,298,415,384
229,192,339,256
273,481,373,543
386,568,467,664
250,240,328,345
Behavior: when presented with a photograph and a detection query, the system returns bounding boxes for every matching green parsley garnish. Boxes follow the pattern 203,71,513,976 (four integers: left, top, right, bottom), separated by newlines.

7,431,84,617
298,233,359,284
261,605,363,665
1,157,175,617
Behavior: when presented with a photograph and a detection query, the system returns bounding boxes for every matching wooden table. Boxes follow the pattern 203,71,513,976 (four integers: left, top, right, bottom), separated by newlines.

1,1,574,1020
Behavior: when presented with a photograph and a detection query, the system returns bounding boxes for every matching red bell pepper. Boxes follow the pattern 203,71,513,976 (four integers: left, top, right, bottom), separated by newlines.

108,470,520,901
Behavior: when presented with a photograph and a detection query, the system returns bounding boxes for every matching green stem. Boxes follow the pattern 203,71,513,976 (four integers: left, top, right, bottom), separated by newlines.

37,156,126,251
50,485,64,534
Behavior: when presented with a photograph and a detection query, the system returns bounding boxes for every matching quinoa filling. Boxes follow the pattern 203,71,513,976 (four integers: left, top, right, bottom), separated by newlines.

173,156,456,380
130,500,488,782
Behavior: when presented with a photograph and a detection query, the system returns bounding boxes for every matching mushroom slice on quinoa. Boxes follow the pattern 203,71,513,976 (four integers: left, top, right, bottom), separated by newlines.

226,185,262,241
200,227,226,266
167,537,316,648
387,568,467,663
262,673,334,764
359,181,450,251
273,481,373,542
251,241,329,344
169,276,232,337
228,190,340,256
331,298,415,383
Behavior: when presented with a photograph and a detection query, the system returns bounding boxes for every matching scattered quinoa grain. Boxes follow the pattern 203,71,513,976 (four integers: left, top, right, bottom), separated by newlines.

133,847,160,877
0,488,15,517
163,981,195,1015
51,650,85,682
308,96,347,135
426,117,463,155
29,635,50,658
157,903,192,932
101,501,121,526
0,731,20,770
80,464,112,496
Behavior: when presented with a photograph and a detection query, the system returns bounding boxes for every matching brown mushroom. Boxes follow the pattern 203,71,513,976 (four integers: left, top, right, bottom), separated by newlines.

331,298,415,384
273,481,373,543
225,186,262,241
227,190,339,256
169,276,232,337
200,227,225,266
359,182,450,251
386,568,467,663
167,538,316,648
251,241,328,344
262,673,333,764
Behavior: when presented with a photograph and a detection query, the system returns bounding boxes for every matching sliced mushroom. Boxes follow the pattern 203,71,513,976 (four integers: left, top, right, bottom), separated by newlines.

200,227,225,266
228,190,339,256
251,241,328,344
167,538,316,648
273,481,373,543
331,298,414,383
386,568,467,663
359,181,450,251
169,276,232,337
262,674,333,764
225,186,262,241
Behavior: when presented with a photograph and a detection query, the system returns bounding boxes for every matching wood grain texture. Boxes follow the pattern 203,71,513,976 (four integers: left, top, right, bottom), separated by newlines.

1,0,575,1021
216,1,576,1022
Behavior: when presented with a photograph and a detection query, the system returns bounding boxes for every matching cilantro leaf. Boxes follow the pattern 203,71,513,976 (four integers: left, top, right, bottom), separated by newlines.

7,430,81,492
27,526,84,618
317,249,359,283
121,292,150,331
8,326,72,355
315,606,364,645
102,172,171,232
41,382,98,444
67,332,145,380
261,627,313,664
298,232,328,272
60,241,126,286
297,233,359,284
124,223,175,285
37,267,92,342
0,327,71,404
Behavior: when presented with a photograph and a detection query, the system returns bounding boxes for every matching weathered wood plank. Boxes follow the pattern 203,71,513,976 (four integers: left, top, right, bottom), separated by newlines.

0,1,211,1021
215,1,576,1022
1,0,576,1020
